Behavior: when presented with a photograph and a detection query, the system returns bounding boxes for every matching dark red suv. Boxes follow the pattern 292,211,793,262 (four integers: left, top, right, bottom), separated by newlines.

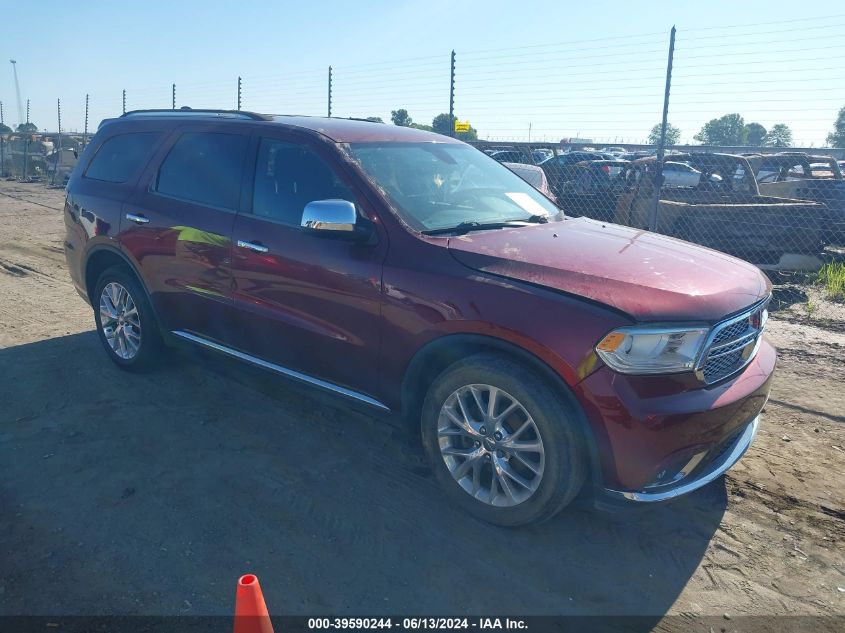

64,110,775,525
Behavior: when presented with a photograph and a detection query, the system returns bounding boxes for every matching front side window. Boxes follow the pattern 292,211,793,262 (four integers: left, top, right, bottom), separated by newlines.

251,139,354,226
347,142,558,233
84,132,161,183
155,132,248,210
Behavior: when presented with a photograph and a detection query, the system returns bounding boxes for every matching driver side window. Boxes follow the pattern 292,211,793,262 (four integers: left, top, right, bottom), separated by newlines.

252,139,354,226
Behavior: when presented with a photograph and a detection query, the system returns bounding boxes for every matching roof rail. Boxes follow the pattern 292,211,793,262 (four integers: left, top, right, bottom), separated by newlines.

121,108,271,121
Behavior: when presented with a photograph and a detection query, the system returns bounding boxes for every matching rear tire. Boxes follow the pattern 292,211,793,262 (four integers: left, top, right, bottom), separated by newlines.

93,265,163,372
421,353,587,526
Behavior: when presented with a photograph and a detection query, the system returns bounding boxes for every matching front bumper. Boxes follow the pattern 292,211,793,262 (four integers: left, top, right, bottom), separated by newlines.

604,414,759,502
574,338,775,497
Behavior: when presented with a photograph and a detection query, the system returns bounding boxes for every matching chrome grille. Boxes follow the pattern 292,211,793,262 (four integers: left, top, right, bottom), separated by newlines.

698,300,768,384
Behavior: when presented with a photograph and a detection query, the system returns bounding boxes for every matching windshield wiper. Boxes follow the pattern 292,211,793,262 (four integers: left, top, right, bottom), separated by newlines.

423,220,523,236
423,215,549,236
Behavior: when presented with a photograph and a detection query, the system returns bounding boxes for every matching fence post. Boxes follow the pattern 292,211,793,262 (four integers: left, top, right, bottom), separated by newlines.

327,66,333,117
172,83,176,109
122,89,126,114
649,25,676,232
51,98,62,186
0,101,5,178
449,50,455,137
237,77,242,110
23,99,30,181
84,94,89,149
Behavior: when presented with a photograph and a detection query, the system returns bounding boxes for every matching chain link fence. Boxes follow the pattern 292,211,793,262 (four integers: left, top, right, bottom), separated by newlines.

3,16,845,272
471,142,845,272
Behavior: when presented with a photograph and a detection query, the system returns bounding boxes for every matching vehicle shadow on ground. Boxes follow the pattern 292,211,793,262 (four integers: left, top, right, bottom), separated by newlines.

0,332,727,625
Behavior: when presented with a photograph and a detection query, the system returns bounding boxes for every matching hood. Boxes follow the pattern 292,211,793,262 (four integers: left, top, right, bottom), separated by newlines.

447,218,771,322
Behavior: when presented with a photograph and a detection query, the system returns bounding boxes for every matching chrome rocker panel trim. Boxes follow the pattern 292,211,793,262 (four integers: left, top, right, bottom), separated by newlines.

604,414,759,502
171,330,391,411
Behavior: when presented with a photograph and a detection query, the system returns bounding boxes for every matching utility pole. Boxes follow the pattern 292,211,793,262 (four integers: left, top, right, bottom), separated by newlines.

327,66,332,117
172,83,176,109
448,50,455,137
237,77,242,110
9,60,24,130
122,89,126,114
649,25,676,233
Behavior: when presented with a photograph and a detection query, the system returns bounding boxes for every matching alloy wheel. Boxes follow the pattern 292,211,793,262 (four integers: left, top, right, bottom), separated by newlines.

99,282,142,360
437,384,545,507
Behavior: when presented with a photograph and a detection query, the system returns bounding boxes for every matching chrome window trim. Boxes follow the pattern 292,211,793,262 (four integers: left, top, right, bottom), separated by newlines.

171,330,390,411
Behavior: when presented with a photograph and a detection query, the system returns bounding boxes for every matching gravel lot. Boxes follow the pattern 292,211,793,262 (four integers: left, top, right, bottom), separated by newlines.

1,182,843,626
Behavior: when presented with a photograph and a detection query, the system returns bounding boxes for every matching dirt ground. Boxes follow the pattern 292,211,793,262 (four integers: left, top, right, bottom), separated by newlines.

0,182,843,627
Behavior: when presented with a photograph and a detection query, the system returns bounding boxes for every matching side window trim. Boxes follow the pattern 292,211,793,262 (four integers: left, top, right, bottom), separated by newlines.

246,136,357,228
82,131,162,185
147,127,250,212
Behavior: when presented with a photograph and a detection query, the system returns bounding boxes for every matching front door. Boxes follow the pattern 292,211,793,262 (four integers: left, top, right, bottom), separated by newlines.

227,135,388,399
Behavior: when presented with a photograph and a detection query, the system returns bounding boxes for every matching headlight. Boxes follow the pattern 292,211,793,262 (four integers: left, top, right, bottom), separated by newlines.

595,326,708,374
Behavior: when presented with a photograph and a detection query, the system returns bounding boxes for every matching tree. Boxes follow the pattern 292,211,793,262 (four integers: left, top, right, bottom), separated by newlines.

647,122,681,146
694,113,747,145
16,122,37,134
826,106,845,147
0,122,12,134
364,116,383,123
764,124,793,148
431,113,478,140
390,109,412,127
744,122,767,146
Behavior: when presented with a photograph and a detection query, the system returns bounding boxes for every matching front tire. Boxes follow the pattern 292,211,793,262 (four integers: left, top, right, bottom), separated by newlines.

421,353,587,526
93,265,163,371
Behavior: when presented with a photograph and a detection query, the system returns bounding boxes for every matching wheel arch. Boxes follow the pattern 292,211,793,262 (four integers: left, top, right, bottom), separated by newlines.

400,333,602,490
83,245,147,306
83,245,168,338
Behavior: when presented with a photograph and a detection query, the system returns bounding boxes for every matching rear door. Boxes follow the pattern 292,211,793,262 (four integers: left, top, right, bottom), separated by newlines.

226,133,388,399
121,123,249,340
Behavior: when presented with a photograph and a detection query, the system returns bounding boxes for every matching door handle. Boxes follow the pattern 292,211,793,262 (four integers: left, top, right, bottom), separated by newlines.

125,213,150,225
237,240,269,253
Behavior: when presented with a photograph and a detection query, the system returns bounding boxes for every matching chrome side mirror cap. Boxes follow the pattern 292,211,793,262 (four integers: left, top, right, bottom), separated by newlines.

301,200,358,234
301,200,375,243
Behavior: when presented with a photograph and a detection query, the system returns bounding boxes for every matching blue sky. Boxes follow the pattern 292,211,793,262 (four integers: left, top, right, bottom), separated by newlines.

2,1,844,145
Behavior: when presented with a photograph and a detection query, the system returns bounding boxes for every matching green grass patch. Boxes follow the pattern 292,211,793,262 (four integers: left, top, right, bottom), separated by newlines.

814,262,845,301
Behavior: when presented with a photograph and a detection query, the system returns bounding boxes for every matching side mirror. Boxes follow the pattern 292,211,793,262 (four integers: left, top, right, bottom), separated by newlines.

301,200,373,242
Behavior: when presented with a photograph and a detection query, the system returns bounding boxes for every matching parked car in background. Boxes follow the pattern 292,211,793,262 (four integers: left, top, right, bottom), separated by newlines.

663,161,704,188
600,146,626,156
745,152,845,245
531,148,554,163
538,151,614,196
503,162,557,203
64,111,776,526
615,153,826,271
489,149,530,164
486,148,555,166
557,160,629,222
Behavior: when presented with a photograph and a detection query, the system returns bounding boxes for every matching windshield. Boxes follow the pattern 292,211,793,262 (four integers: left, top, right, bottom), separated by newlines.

346,142,559,233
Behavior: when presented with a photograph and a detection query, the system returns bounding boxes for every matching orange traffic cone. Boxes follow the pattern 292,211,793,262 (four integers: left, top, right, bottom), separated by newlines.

234,574,275,633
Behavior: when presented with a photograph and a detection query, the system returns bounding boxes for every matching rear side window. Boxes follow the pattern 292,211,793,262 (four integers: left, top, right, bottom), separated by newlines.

84,132,161,183
155,132,249,210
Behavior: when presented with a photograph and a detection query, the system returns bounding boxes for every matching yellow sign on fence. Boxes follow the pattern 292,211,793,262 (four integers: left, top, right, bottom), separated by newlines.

454,120,471,132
